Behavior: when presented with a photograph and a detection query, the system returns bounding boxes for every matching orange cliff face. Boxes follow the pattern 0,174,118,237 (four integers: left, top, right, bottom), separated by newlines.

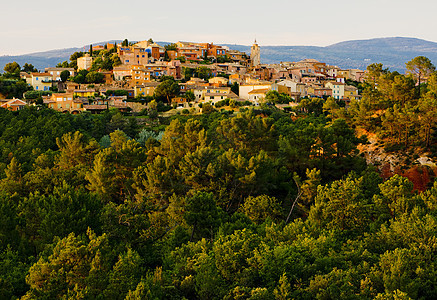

400,165,436,192
380,163,435,192
357,128,436,192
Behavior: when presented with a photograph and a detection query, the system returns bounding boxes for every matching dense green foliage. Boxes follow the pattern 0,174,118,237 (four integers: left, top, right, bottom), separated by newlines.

22,63,37,73
1,58,437,299
0,77,30,99
3,62,21,79
0,64,32,98
183,66,213,80
90,47,121,71
332,61,437,152
154,79,180,102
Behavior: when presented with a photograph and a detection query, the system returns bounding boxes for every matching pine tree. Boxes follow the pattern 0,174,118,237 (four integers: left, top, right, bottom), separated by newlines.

274,272,291,300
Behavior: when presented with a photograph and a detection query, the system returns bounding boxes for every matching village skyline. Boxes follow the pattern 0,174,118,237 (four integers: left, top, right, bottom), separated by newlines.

1,38,368,113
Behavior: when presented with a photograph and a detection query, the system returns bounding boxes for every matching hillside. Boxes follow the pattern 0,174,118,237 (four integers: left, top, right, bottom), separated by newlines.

2,37,437,72
0,40,122,72
224,37,437,71
327,37,437,52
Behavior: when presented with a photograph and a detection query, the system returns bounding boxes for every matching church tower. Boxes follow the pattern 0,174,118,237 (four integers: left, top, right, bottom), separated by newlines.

250,39,260,67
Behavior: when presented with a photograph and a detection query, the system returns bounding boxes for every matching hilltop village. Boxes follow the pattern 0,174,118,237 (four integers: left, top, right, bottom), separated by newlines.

2,37,437,299
0,39,363,113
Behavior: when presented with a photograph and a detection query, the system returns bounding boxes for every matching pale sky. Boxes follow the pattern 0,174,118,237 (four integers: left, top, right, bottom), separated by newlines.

2,0,437,55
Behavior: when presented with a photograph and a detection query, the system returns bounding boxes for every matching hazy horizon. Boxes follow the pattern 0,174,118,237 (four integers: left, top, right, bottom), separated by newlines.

3,36,437,57
3,0,437,56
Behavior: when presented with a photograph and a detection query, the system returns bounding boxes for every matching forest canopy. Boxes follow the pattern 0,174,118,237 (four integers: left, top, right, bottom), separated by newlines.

0,57,437,299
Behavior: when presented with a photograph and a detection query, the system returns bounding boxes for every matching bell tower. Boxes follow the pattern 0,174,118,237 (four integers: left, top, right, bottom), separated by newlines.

250,39,260,67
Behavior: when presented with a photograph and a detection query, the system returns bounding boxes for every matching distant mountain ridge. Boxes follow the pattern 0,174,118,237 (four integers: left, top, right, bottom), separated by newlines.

223,37,437,72
327,37,437,52
2,37,437,73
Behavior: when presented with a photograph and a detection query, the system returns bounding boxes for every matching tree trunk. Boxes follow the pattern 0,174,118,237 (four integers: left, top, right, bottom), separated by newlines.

285,177,303,224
